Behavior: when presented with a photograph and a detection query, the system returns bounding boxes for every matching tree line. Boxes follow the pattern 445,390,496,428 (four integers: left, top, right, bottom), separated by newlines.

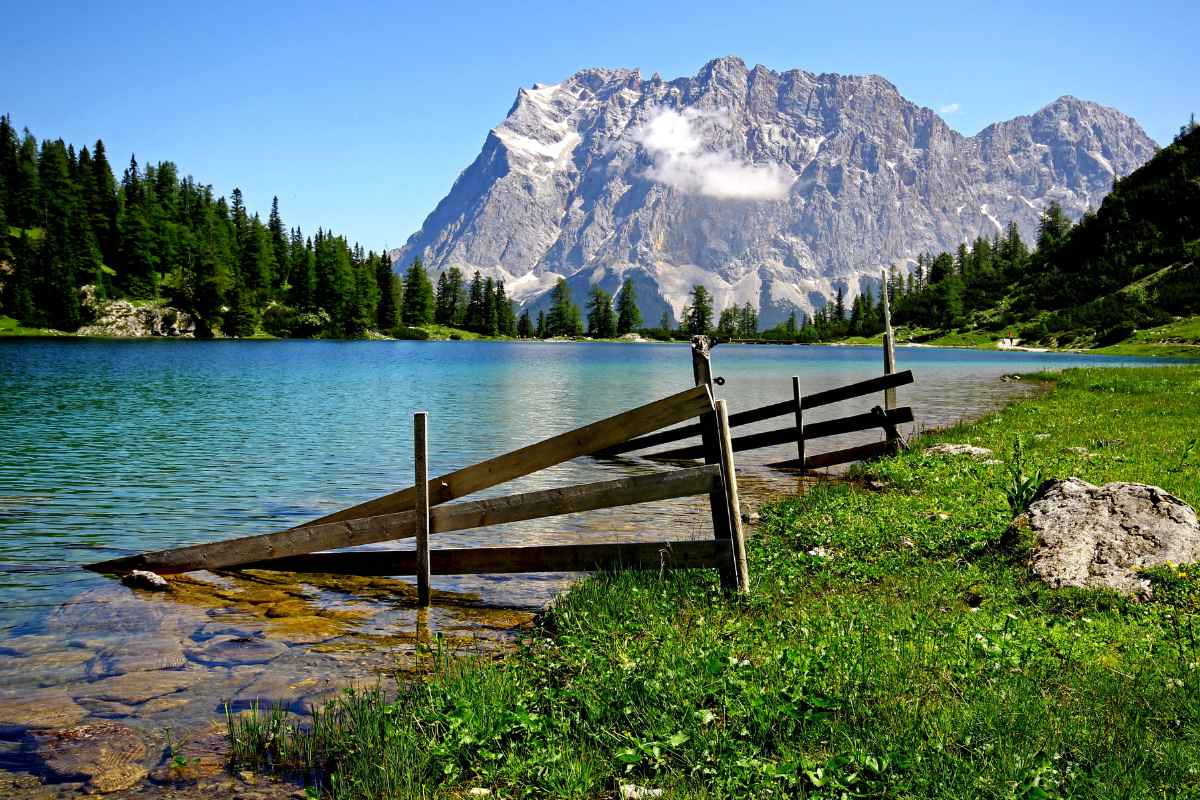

0,114,417,337
6,112,1194,345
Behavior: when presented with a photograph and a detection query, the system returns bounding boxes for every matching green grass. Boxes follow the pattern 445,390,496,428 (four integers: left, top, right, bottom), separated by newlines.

1092,316,1200,358
0,314,55,337
240,366,1200,797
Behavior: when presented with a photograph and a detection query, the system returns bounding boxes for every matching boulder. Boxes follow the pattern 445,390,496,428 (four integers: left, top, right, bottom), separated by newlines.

77,285,196,338
1023,478,1200,597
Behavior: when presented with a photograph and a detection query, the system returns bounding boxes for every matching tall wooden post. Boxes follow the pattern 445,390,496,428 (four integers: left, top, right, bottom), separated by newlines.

692,336,736,591
791,376,805,472
414,412,431,607
881,270,899,453
881,269,897,411
715,400,750,594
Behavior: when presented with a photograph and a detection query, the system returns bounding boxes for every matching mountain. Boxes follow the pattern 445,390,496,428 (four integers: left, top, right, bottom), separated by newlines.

394,56,1157,326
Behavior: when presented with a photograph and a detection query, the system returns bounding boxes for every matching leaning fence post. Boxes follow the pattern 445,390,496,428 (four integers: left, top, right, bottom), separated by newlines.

414,411,431,607
881,269,898,411
881,270,900,453
715,399,750,594
692,335,737,590
791,375,805,472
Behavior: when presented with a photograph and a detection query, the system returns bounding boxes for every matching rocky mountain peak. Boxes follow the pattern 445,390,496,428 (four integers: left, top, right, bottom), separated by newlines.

396,58,1158,326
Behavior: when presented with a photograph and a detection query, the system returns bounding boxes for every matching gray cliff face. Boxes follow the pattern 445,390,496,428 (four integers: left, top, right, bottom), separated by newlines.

395,56,1157,325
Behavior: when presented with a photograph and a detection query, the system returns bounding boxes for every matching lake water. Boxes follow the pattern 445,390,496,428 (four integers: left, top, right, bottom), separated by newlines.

0,339,1177,790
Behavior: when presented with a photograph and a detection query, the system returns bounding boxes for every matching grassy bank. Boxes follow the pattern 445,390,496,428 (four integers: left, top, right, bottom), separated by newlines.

0,314,57,337
832,315,1200,358
239,366,1199,798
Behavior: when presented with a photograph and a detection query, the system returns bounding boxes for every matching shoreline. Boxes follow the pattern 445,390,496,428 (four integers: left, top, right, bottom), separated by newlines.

224,363,1200,797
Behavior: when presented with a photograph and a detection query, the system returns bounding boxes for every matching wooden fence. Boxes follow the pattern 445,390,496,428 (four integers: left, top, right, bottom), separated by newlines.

87,384,752,602
594,337,916,472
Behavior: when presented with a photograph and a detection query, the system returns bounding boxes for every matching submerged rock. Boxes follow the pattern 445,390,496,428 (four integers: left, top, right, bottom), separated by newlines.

26,721,147,793
148,721,228,786
87,637,187,678
76,667,195,705
0,688,89,735
187,635,287,666
1023,478,1200,597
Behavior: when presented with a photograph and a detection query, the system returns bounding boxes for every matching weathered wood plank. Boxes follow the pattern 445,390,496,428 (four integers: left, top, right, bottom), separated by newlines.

236,539,733,576
804,406,913,441
881,269,898,413
792,376,805,471
692,337,737,591
593,371,914,456
87,465,722,574
414,411,431,607
308,384,714,526
804,370,912,410
645,407,915,461
767,439,894,471
715,400,749,593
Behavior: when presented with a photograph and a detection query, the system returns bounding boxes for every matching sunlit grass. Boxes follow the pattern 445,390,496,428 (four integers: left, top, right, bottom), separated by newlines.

230,366,1200,798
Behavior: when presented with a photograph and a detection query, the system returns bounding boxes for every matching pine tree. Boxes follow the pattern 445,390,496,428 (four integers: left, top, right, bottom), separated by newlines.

517,309,532,338
87,140,119,269
483,277,499,336
116,155,158,297
716,306,737,338
736,302,758,338
464,271,485,332
682,284,714,335
401,257,434,326
585,285,616,338
375,252,399,330
495,281,516,336
287,228,315,308
615,277,642,334
535,309,547,339
546,279,582,336
434,271,450,323
267,196,288,293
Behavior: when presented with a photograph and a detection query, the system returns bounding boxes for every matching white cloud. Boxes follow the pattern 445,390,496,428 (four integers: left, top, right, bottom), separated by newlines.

631,107,794,201
939,103,962,115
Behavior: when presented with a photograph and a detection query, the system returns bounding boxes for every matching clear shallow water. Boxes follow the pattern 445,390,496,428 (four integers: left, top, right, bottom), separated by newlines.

0,339,1178,779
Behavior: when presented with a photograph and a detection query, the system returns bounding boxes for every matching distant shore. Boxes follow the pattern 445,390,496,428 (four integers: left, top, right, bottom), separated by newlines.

5,313,1197,359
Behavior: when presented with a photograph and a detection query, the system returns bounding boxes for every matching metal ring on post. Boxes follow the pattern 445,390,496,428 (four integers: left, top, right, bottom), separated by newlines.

714,376,726,386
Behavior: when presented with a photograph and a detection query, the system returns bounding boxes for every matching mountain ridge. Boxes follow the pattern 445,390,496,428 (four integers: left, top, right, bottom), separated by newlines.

395,55,1157,326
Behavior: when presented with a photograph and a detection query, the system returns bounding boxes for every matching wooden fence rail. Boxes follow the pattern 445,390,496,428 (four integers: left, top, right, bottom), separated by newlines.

88,385,750,599
237,540,733,576
644,406,914,462
594,370,914,458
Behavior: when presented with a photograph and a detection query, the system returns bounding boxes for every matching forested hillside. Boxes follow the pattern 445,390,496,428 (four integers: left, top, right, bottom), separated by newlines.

0,115,417,338
809,120,1199,348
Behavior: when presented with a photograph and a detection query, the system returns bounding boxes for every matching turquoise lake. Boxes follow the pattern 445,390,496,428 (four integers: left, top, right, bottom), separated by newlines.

0,339,1180,753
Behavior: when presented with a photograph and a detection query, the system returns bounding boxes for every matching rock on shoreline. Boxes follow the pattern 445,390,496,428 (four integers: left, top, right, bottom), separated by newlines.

76,285,196,338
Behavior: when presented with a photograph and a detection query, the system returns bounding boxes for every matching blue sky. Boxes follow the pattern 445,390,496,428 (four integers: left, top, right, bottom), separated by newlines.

2,0,1196,250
